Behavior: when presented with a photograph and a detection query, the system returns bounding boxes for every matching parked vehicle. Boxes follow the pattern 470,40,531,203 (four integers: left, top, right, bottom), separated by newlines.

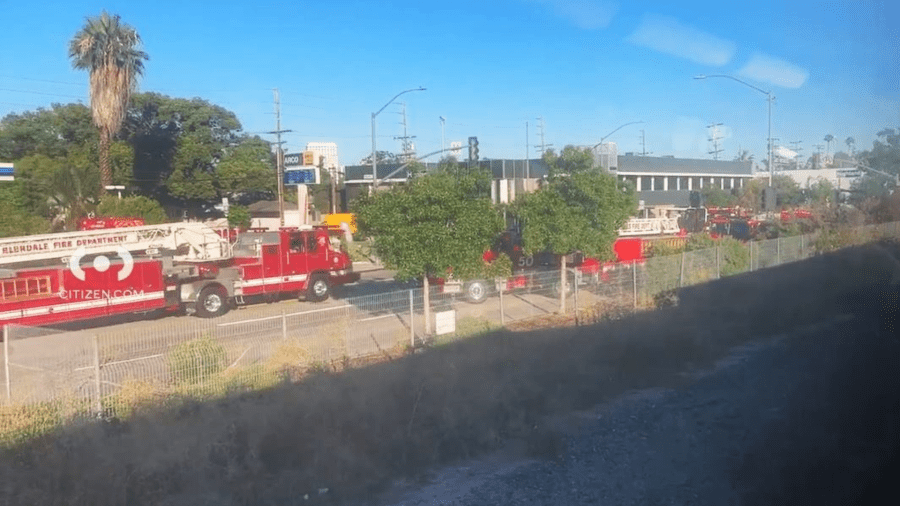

0,222,359,327
436,230,647,303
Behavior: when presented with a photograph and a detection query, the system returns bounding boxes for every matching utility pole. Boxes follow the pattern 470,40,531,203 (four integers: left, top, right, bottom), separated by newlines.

525,121,530,180
707,122,723,160
813,144,824,170
535,116,552,155
790,140,803,170
267,88,292,227
394,101,417,163
640,129,652,156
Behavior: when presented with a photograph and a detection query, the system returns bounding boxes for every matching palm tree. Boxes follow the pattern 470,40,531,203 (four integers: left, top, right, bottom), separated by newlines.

845,137,856,159
69,11,148,194
824,134,834,158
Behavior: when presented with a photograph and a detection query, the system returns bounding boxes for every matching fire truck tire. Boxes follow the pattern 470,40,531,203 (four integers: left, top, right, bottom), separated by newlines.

195,285,229,318
307,274,331,302
465,280,488,304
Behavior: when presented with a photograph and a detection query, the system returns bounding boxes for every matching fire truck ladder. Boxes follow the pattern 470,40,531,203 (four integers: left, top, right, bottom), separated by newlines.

0,222,232,267
619,217,681,237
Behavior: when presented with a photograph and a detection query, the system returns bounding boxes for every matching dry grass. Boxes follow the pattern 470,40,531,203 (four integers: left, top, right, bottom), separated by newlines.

1,240,899,505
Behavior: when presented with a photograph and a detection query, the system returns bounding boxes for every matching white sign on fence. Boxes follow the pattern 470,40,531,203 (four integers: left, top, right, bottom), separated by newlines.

435,310,456,335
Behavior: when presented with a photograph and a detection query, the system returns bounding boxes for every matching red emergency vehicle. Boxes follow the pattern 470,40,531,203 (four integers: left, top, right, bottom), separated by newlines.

0,223,358,328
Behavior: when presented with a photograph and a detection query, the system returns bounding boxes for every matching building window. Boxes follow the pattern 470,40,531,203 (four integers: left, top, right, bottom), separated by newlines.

692,177,702,190
641,176,651,191
668,176,677,191
654,177,664,191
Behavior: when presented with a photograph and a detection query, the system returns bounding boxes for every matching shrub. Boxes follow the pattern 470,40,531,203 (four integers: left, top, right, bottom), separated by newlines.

167,334,227,386
718,237,750,276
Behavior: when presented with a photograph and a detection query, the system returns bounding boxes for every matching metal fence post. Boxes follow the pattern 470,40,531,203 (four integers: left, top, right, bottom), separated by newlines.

573,270,579,325
409,289,415,347
632,261,638,309
750,242,754,271
3,325,10,404
281,310,287,340
679,251,686,287
92,334,102,415
801,234,805,258
777,237,781,264
716,245,720,279
498,280,506,326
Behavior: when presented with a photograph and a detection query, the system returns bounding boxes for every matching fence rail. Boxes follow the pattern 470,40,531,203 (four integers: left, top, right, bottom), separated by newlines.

3,222,900,426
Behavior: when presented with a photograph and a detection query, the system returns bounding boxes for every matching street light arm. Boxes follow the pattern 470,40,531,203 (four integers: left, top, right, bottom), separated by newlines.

373,87,427,118
592,120,644,149
694,74,770,96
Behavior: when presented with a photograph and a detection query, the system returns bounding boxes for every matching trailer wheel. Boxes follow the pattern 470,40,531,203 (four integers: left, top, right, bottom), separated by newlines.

196,285,229,318
307,274,330,302
465,280,488,304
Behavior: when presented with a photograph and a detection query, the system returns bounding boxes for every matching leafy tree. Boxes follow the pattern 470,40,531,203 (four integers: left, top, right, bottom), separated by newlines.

805,178,834,206
216,137,275,196
514,147,636,312
354,170,505,333
543,145,595,177
860,127,899,178
226,204,251,230
0,103,96,160
95,195,168,224
69,11,148,194
701,186,738,207
0,185,50,237
772,174,804,207
358,151,402,165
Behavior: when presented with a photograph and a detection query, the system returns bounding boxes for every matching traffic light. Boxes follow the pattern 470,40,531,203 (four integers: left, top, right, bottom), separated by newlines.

468,136,479,162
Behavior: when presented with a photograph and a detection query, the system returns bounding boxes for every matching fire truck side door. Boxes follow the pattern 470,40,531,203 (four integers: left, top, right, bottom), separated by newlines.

284,232,309,280
261,242,282,293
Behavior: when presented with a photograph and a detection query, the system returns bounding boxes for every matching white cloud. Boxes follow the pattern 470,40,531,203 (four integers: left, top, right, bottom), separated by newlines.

737,53,809,89
526,0,618,30
626,14,735,66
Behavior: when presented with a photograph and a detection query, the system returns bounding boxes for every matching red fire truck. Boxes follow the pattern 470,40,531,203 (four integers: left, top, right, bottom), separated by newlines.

438,230,647,303
0,223,358,328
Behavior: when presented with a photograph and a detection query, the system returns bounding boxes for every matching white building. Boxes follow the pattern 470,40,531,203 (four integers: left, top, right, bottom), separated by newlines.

777,167,863,191
305,142,340,173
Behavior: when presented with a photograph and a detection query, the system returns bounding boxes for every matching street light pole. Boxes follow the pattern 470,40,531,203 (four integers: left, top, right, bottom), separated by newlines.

371,87,426,191
694,74,774,187
591,120,645,149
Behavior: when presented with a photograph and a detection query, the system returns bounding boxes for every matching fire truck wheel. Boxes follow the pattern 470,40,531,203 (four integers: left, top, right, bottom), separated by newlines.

307,275,331,302
465,280,488,304
196,285,229,318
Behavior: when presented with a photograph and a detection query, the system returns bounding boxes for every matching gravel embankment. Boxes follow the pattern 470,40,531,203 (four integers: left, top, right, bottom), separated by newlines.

371,313,900,505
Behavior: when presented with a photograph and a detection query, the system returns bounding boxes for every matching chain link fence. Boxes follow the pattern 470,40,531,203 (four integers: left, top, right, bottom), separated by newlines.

4,222,900,439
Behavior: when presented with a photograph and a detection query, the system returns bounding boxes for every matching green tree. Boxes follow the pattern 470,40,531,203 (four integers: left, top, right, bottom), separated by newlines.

69,11,148,194
701,186,738,207
226,204,251,230
354,170,505,332
96,195,168,224
514,147,636,312
216,137,275,196
0,103,96,161
543,145,595,177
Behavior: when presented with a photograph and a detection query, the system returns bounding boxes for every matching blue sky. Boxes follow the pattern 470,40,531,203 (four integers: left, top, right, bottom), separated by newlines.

1,0,897,169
